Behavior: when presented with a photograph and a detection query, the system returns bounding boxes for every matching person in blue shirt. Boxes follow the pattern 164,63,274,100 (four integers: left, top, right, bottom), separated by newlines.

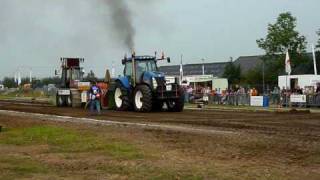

89,81,101,115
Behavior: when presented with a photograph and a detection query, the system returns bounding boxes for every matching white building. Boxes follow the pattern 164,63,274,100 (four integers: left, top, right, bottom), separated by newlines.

182,75,228,92
278,75,320,89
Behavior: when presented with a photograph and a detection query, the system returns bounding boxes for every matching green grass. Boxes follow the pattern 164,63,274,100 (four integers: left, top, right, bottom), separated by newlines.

0,156,48,180
0,90,48,100
0,125,207,179
0,126,143,160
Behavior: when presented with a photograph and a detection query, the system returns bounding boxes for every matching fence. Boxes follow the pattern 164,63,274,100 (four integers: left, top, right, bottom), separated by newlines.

187,93,320,108
281,94,320,108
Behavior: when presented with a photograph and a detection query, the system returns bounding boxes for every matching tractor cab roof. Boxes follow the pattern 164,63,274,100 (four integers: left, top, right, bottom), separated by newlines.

122,56,156,64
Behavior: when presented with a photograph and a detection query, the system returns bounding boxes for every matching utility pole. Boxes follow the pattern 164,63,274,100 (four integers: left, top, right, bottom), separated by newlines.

262,59,265,95
202,58,205,75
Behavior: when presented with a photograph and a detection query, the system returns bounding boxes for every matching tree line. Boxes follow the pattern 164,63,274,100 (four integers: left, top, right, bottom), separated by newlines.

223,12,320,89
0,70,99,88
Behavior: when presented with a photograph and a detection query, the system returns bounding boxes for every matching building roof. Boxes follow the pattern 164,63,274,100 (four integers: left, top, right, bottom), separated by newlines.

159,62,228,77
159,52,317,77
233,55,263,73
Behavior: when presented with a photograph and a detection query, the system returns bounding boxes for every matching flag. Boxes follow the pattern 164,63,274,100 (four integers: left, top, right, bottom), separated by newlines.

312,44,318,75
285,51,291,75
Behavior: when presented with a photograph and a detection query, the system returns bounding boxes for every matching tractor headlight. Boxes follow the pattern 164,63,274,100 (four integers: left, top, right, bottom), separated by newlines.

152,77,158,89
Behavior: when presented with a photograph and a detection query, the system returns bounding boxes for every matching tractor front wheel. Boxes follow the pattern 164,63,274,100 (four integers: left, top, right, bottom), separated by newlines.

133,85,152,112
56,94,65,107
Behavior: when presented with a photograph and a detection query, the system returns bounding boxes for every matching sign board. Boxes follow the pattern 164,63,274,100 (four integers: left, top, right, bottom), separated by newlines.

165,76,176,84
290,95,306,103
250,96,264,107
310,79,320,86
58,89,71,96
184,75,213,83
81,91,88,103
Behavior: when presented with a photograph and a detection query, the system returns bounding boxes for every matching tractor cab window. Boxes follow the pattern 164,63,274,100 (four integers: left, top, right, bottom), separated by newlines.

124,62,132,77
71,68,82,81
136,60,157,74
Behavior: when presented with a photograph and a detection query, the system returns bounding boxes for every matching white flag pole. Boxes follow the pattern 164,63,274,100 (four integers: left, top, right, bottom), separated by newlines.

312,44,318,75
111,61,115,78
29,68,32,83
18,70,21,86
180,54,183,84
202,58,205,75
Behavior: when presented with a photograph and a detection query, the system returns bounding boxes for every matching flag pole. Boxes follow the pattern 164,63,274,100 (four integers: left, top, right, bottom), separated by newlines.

312,44,318,75
180,54,183,85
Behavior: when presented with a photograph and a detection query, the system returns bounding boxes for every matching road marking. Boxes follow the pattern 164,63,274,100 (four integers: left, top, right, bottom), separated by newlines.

0,110,236,136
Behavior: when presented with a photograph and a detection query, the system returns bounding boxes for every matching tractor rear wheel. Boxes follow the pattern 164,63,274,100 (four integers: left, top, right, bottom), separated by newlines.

166,86,185,112
114,82,131,111
66,96,72,107
133,85,152,112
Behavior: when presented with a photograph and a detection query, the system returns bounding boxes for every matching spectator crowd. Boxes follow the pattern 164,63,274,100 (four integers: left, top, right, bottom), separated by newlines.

183,83,320,107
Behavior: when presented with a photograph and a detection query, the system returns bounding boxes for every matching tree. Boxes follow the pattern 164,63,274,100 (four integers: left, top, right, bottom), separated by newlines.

257,12,308,84
243,68,262,86
223,61,241,85
84,70,98,82
2,77,17,88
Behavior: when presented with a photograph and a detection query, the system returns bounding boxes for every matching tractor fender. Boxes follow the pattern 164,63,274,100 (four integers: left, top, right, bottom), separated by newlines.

116,76,131,90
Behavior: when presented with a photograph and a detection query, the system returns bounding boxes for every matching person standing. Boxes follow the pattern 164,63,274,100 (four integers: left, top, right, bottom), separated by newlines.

89,82,102,115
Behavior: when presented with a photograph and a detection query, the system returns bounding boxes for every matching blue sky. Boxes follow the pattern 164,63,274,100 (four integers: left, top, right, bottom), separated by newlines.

0,0,319,79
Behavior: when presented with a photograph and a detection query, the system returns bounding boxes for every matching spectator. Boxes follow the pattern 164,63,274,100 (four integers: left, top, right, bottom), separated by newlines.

89,81,102,115
297,86,303,95
250,88,258,96
237,86,246,105
316,83,320,94
271,86,280,105
185,86,193,103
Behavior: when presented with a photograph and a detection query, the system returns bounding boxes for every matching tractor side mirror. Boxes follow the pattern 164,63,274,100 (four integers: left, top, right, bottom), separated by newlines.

167,57,171,63
122,59,126,65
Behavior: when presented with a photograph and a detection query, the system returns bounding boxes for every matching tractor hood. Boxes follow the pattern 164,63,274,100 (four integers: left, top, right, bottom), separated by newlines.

143,71,165,78
142,71,166,87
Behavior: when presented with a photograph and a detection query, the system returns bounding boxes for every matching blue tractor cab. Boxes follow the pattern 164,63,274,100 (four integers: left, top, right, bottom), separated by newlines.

113,54,184,112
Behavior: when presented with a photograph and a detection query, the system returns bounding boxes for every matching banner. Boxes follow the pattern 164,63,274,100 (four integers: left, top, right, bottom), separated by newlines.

290,95,306,103
250,96,264,107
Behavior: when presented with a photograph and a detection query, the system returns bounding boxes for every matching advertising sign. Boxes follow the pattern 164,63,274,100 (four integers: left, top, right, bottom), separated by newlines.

290,95,307,103
250,96,264,107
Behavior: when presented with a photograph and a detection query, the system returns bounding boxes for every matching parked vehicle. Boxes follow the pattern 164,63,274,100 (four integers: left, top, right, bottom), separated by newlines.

55,58,90,107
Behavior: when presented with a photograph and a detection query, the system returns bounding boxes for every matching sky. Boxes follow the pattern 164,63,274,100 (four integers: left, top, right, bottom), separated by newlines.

0,0,319,79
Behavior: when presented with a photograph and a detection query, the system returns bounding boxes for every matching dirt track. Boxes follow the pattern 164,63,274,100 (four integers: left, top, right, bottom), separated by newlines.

0,100,320,138
1,100,320,179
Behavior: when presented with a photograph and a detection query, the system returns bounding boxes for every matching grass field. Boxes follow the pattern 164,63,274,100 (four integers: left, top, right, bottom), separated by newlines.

0,113,319,180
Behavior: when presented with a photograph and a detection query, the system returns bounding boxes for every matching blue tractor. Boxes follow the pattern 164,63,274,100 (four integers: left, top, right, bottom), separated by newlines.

113,54,184,112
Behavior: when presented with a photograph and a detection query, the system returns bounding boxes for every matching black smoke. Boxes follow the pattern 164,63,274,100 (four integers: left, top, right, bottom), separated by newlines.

106,0,135,52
